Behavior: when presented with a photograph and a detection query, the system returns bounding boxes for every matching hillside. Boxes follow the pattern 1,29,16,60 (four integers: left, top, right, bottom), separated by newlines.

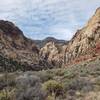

0,56,100,100
40,7,100,67
64,7,100,64
0,20,40,71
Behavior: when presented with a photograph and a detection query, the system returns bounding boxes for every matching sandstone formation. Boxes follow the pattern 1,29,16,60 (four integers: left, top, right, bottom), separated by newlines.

64,7,100,64
40,42,63,67
40,7,100,66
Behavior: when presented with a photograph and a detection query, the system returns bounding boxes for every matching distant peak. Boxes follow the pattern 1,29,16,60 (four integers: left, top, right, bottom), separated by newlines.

44,37,57,41
95,7,100,14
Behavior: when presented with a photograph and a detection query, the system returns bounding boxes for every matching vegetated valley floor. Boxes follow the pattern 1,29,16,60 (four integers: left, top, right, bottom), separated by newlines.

0,57,100,100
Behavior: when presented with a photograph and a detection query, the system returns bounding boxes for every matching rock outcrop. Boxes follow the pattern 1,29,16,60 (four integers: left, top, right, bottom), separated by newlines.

40,7,100,66
40,42,63,67
64,7,100,64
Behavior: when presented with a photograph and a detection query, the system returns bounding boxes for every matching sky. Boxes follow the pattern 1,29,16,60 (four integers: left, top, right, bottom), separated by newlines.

0,0,100,40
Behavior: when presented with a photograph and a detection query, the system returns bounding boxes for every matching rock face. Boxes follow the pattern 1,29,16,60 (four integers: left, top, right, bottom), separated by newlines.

64,7,100,64
40,42,64,67
0,20,39,66
40,8,100,66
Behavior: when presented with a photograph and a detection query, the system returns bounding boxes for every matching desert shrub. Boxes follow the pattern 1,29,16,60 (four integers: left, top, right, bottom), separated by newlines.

15,74,47,100
67,89,76,96
94,76,100,86
54,69,65,76
0,74,16,90
36,71,54,82
64,78,93,92
0,79,6,90
79,68,89,77
89,71,100,77
0,91,7,100
63,71,76,79
0,89,13,100
42,80,64,98
46,95,55,100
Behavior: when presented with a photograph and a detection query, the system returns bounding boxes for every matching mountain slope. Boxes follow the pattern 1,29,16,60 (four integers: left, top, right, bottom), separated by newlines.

0,20,39,71
64,7,100,64
40,8,100,66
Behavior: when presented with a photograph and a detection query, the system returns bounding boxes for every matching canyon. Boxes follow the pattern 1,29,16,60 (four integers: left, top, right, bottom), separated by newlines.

0,8,100,71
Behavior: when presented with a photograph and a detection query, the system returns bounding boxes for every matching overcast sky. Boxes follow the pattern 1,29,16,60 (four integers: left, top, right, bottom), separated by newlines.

0,0,100,40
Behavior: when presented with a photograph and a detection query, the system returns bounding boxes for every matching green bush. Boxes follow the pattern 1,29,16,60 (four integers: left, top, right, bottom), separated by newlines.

42,80,64,98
